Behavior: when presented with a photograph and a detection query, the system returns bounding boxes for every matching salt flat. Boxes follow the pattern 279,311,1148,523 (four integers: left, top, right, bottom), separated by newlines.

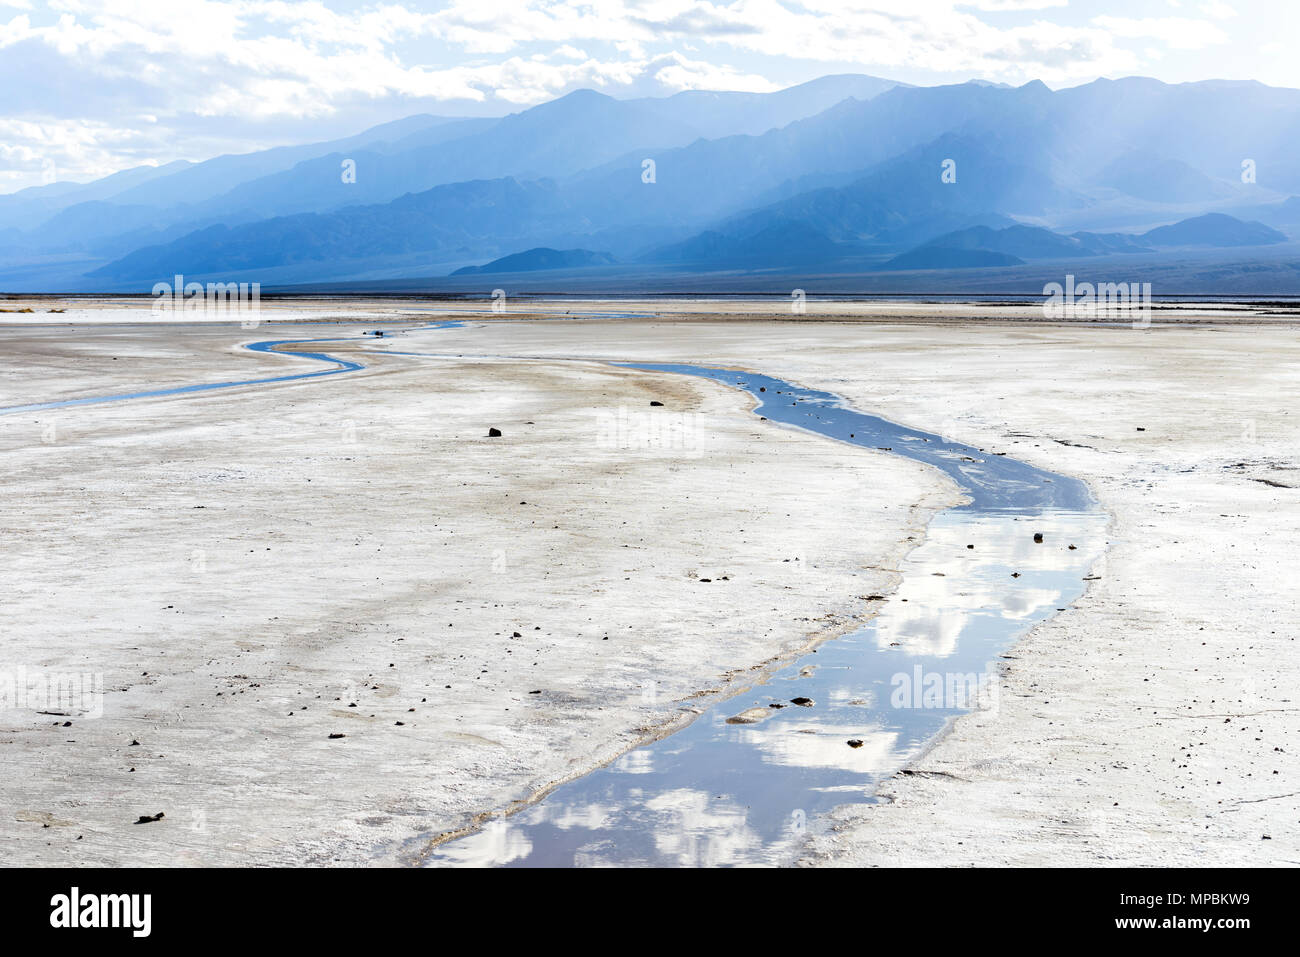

0,315,953,865
431,311,1298,867
1,301,1295,866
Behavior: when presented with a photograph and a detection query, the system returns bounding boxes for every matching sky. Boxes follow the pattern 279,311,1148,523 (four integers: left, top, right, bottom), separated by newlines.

1,0,1295,193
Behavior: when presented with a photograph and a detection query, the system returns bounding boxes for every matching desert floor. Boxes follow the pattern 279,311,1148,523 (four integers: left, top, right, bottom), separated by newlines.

1,299,1296,866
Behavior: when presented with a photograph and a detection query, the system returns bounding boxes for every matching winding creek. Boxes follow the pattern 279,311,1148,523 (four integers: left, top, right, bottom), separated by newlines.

418,360,1107,866
2,318,1107,867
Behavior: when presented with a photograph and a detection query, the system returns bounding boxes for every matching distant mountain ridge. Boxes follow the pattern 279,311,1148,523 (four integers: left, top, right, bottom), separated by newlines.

8,76,904,266
10,73,1300,292
644,223,843,269
89,178,583,279
1140,212,1286,247
882,214,1284,270
451,248,617,275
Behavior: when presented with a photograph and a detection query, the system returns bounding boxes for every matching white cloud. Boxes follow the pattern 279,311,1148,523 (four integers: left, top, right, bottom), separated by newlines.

962,0,1068,8
1200,0,1238,18
0,0,1278,191
1092,15,1230,50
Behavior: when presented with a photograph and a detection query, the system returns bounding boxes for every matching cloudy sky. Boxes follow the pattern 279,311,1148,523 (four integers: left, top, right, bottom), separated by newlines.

1,0,1292,193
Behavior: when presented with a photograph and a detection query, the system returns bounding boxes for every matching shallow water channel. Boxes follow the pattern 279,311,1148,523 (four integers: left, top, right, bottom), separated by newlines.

420,361,1107,867
0,321,1106,866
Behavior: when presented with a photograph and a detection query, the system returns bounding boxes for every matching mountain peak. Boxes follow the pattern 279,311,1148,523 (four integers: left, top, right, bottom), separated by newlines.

451,247,617,276
553,88,613,104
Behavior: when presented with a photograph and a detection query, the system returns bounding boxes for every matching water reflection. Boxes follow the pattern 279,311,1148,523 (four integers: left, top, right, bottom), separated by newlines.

420,365,1107,867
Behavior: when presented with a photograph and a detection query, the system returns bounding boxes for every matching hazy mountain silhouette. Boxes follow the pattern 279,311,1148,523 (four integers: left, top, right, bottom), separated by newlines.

643,223,843,268
15,74,1300,291
13,78,902,263
452,247,617,275
885,224,1150,268
1095,150,1235,204
1140,212,1286,246
883,213,1282,270
885,248,1025,270
90,178,582,279
628,75,904,138
0,114,471,240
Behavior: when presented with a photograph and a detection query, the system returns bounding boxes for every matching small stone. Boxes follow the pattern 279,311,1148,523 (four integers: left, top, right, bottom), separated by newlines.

1033,532,1044,543
487,427,502,437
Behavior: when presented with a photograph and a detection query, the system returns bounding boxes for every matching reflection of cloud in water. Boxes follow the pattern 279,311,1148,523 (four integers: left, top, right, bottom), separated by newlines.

430,819,531,867
543,802,616,832
641,789,763,867
828,686,875,707
572,840,621,867
614,750,654,775
527,789,769,867
876,606,968,657
738,722,898,774
563,789,766,867
426,504,1108,867
873,512,1106,656
1000,586,1060,619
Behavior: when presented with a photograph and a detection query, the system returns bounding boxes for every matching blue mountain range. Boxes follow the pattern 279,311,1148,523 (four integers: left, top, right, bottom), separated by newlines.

2,74,1298,293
